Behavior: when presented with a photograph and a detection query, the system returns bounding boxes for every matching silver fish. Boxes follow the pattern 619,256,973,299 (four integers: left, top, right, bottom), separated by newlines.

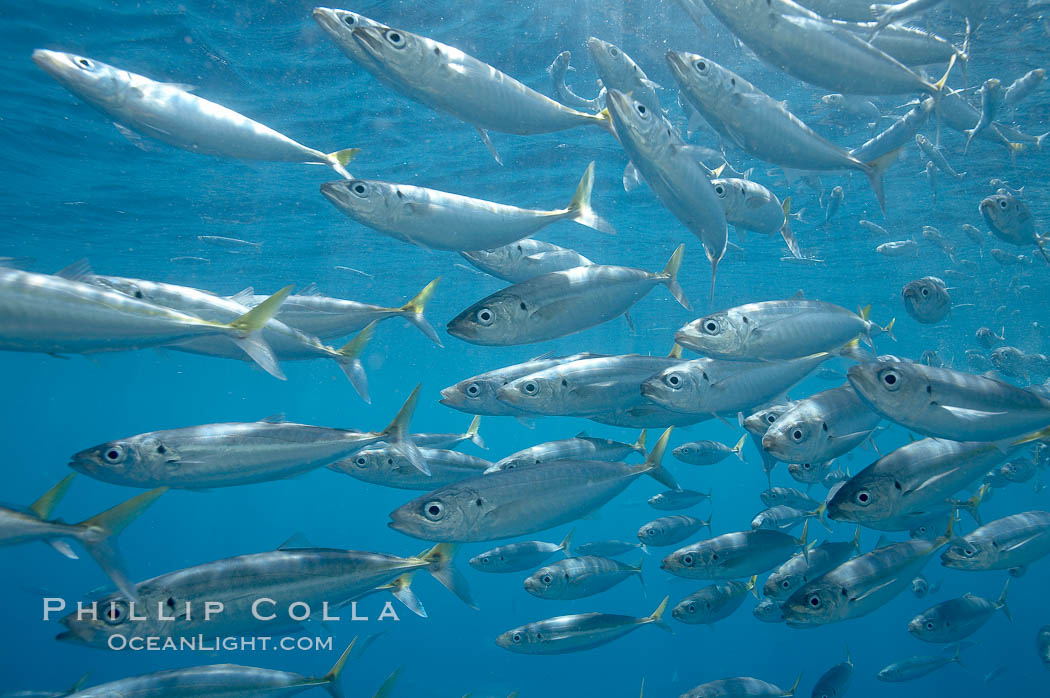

1,477,163,601
638,514,712,547
586,38,661,113
979,192,1049,262
681,676,800,698
760,487,820,511
941,511,1050,574
495,597,668,654
0,267,287,377
321,162,613,252
811,648,853,698
754,598,787,623
751,506,816,532
545,50,603,112
673,435,746,465
877,648,962,682
846,361,1050,443
761,385,881,464
877,239,918,257
32,50,355,176
668,51,890,211
460,239,594,284
57,542,470,647
489,430,646,472
662,524,809,580
764,530,861,600
469,530,573,573
711,178,802,258
907,580,1010,643
965,79,1004,152
649,489,712,511
603,89,727,304
1004,68,1046,107
672,576,757,625
902,276,952,324
387,429,677,542
915,134,965,180
525,555,643,599
1038,626,1050,669
848,98,932,165
66,641,354,697
329,446,490,490
676,298,889,360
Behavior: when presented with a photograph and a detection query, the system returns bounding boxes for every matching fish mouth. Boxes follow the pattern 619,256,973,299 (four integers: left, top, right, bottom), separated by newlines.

665,50,690,76
31,49,67,77
352,26,384,56
319,181,352,209
312,8,344,35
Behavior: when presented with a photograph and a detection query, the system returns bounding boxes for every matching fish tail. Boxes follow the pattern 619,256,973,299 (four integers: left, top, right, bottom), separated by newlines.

378,385,428,475
634,429,648,456
642,427,678,490
594,106,616,135
661,243,691,310
1011,424,1050,447
559,527,575,556
376,572,426,618
29,473,76,520
325,148,360,179
747,574,759,599
709,257,718,309
786,673,803,697
222,285,293,380
633,556,646,593
732,434,747,461
397,277,443,346
371,668,403,698
465,415,485,449
862,149,899,215
566,161,616,234
320,638,356,698
417,542,477,609
333,322,376,403
954,483,989,526
646,595,672,633
997,578,1012,621
780,197,802,259
73,487,166,601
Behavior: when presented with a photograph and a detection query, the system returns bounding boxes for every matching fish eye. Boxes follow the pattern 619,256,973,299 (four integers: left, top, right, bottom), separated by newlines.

480,557,489,564
385,30,405,47
802,462,812,470
714,185,726,197
351,183,367,195
541,574,552,584
423,501,445,521
646,529,656,536
681,554,694,566
999,199,1008,208
855,490,871,506
791,429,804,442
635,103,647,116
694,60,706,72
522,381,538,395
964,548,975,557
610,47,619,57
76,57,93,69
102,600,128,625
475,308,494,325
921,287,929,296
766,414,777,424
465,383,481,397
926,622,934,630
663,373,682,389
511,632,522,643
687,604,696,613
781,580,790,589
103,445,126,464
354,456,368,468
808,595,821,608
342,14,355,26
880,369,901,390
703,320,719,334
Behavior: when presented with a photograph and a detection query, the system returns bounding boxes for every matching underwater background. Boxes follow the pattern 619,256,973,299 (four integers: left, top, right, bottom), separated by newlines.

2,0,1050,695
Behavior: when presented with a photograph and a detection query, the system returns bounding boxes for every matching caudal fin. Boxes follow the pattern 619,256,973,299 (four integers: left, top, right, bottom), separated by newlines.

417,542,476,609
780,198,802,258
558,528,575,556
224,285,293,380
29,473,76,520
325,148,361,179
378,385,427,475
646,595,672,632
320,638,356,698
996,579,1011,621
466,414,485,449
376,573,426,618
862,149,899,215
398,277,443,346
661,244,691,310
732,434,747,462
642,427,679,490
634,429,648,456
566,162,617,234
73,488,167,601
333,322,376,403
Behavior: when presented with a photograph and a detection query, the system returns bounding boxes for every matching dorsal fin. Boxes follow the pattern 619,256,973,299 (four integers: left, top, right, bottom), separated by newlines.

228,287,255,305
790,289,806,300
299,282,321,296
55,259,93,281
277,532,315,550
259,413,286,424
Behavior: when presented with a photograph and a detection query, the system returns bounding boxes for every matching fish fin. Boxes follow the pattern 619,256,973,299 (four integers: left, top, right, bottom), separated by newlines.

48,540,79,560
379,385,427,475
277,532,315,550
371,668,403,698
514,415,536,429
325,148,360,179
661,243,691,310
74,488,167,601
476,128,503,166
334,322,376,403
320,637,356,698
668,343,683,359
380,573,426,618
567,162,616,234
641,427,678,490
862,149,899,215
850,577,897,603
623,161,644,193
559,527,575,555
465,414,485,449
54,258,95,281
996,579,1011,621
227,287,255,305
640,78,662,90
785,673,802,697
224,286,293,380
259,413,287,424
732,434,747,461
647,595,672,632
29,473,76,520
780,198,802,259
747,574,759,599
417,542,476,609
398,277,443,346
634,429,648,455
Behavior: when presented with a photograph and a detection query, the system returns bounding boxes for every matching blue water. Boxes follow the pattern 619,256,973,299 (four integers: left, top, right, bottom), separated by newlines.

2,0,1050,696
